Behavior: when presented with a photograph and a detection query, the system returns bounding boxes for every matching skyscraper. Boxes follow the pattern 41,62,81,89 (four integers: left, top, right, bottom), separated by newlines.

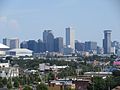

54,37,63,53
66,27,75,49
46,32,54,52
27,40,37,53
20,41,28,48
37,39,45,53
103,30,112,54
3,38,19,49
43,30,54,52
43,30,52,43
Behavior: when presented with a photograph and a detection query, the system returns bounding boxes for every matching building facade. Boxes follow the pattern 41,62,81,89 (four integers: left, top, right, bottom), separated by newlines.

66,27,75,49
43,30,54,52
3,38,19,49
27,40,37,53
85,41,97,51
75,40,85,52
103,30,112,54
54,37,63,53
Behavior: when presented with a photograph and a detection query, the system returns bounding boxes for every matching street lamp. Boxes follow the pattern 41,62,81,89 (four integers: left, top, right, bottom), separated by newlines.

92,75,94,90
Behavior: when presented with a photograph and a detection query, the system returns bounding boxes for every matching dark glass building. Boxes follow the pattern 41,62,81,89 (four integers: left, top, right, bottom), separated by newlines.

37,39,45,53
54,37,63,53
75,40,85,51
85,41,97,51
27,40,37,53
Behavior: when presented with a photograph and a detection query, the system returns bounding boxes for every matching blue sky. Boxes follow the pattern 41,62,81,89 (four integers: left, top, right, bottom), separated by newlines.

0,0,120,46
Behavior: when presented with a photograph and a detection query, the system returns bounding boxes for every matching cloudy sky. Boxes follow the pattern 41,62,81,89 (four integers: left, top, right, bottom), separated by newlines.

0,0,120,46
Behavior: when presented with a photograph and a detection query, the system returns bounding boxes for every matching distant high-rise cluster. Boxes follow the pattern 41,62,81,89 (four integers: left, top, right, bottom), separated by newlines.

20,29,65,53
2,28,120,56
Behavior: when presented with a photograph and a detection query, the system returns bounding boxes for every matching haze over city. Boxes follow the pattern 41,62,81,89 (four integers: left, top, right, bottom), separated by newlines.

0,0,120,46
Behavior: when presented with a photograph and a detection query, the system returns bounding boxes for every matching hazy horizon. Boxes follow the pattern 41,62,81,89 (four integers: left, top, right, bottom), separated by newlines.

0,0,120,46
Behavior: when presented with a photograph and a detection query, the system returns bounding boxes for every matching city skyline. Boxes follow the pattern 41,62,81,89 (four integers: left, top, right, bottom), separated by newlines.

0,0,120,46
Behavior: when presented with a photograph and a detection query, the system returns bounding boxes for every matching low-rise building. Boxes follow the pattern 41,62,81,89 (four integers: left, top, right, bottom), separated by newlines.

48,79,90,90
6,48,33,57
39,63,68,72
48,80,75,90
0,60,19,78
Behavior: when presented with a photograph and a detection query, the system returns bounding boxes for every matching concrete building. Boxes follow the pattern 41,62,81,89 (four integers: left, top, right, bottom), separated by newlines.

103,30,112,54
49,79,90,90
0,60,9,68
39,63,68,72
66,27,75,50
48,80,75,90
3,38,19,49
0,60,19,78
63,46,74,55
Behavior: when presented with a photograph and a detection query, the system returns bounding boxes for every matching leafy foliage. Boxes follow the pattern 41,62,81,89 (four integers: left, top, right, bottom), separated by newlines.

36,83,48,90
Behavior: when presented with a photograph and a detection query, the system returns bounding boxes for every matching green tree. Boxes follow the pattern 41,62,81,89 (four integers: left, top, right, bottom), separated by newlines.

7,81,12,89
0,81,3,88
47,72,55,81
112,70,120,76
23,85,32,90
36,83,48,90
13,78,19,88
88,77,106,90
2,77,7,85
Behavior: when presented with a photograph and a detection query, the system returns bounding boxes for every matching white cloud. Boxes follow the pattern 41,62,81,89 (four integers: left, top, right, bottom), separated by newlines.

0,16,7,23
0,16,20,30
9,19,19,30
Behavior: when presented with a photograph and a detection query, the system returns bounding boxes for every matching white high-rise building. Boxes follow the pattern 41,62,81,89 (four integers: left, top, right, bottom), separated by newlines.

3,38,19,49
66,27,75,49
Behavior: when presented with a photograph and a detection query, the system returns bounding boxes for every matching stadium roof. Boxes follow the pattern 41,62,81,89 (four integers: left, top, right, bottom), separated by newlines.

0,43,9,49
8,48,33,53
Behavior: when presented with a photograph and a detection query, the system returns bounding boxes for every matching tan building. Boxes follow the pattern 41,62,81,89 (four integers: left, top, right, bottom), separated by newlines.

48,80,75,90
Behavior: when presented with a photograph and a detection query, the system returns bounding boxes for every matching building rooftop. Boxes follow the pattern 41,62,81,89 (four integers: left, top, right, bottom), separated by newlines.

0,43,9,49
8,48,33,53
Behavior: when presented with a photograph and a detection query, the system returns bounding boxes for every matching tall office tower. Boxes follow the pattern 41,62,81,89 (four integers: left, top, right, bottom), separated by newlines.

20,41,28,48
27,40,37,53
3,38,19,49
37,39,45,53
66,27,75,49
46,32,54,52
54,37,63,53
75,40,85,51
43,30,54,52
103,30,112,54
43,30,52,52
43,30,52,43
3,38,10,47
85,41,97,51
